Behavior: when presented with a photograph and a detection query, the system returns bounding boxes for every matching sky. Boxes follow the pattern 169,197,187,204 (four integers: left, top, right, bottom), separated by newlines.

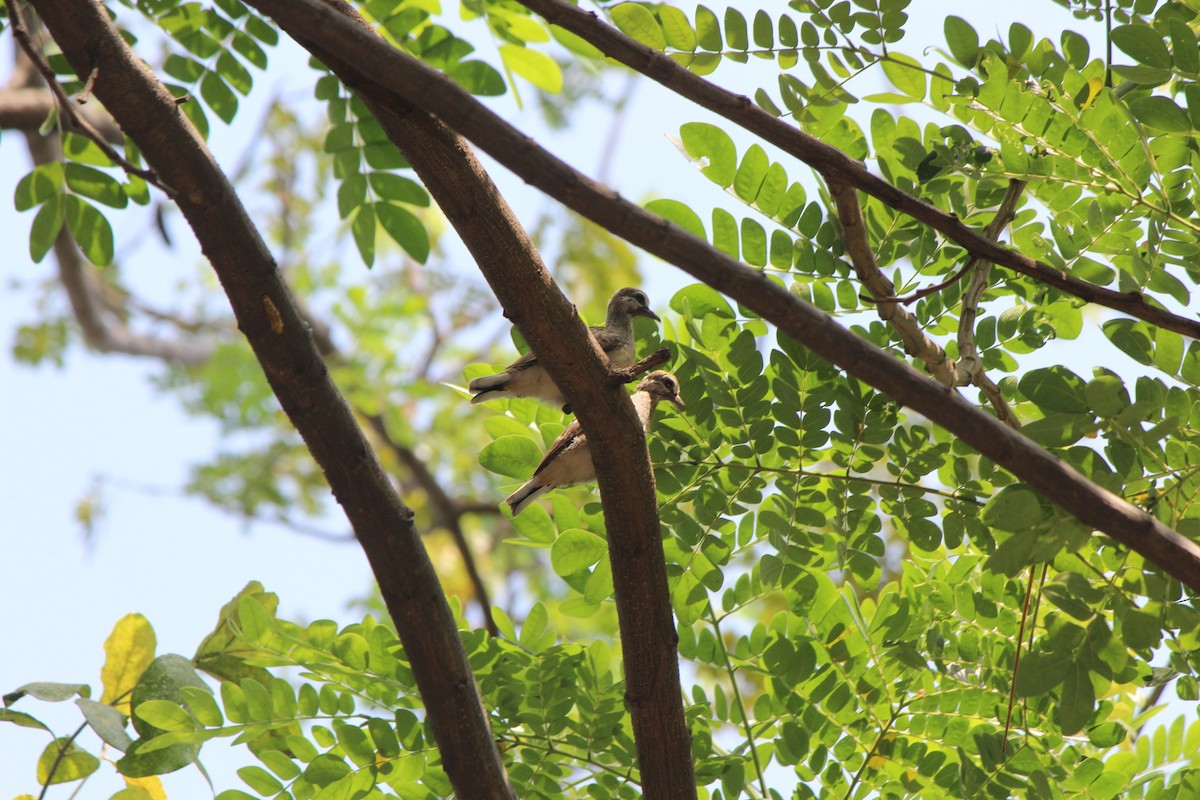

0,0,1154,796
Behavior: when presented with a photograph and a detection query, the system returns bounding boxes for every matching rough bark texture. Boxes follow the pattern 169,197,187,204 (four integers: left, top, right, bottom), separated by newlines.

249,2,697,796
235,0,1200,593
25,2,514,797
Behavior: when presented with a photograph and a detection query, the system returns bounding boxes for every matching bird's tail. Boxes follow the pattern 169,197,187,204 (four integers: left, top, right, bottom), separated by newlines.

468,372,511,404
506,480,546,516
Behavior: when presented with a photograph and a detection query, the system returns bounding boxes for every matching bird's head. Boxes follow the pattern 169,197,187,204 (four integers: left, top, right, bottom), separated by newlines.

636,370,686,410
610,287,660,322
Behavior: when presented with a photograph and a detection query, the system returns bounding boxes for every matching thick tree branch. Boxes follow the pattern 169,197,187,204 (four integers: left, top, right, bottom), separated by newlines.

25,2,513,797
516,0,1200,341
249,2,696,795
251,0,1200,592
829,182,957,387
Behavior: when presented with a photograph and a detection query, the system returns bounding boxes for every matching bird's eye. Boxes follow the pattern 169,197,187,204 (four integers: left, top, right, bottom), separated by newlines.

635,292,647,305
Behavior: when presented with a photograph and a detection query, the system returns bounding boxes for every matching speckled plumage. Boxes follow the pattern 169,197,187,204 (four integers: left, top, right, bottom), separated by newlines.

506,371,686,516
468,288,659,408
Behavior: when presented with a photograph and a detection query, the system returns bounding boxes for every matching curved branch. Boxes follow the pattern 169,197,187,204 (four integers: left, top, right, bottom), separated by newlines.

26,2,514,797
516,0,1200,341
245,0,1200,592
247,2,697,795
828,181,957,387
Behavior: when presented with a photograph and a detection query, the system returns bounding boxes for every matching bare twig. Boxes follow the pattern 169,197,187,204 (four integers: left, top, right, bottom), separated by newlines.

829,182,958,387
958,181,1027,429
515,0,1200,341
6,0,175,197
247,0,1200,592
609,346,671,384
363,413,500,637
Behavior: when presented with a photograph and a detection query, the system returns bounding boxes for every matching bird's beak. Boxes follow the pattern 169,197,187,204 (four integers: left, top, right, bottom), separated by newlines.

671,395,686,411
635,308,661,322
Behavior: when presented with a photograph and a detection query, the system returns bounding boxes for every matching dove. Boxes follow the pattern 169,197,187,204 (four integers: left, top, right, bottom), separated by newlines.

469,287,659,409
506,371,685,516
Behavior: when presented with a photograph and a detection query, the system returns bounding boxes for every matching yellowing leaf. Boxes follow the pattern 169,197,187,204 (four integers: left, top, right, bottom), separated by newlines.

499,45,562,94
101,613,156,714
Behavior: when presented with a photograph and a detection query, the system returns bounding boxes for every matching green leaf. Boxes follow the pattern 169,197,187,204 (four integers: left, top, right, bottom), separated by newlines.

670,284,734,319
76,698,134,751
11,682,88,702
659,5,696,51
1059,661,1095,735
376,202,430,262
448,60,506,96
65,163,128,209
1111,24,1171,68
200,70,238,124
695,5,721,52
351,203,376,266
64,195,115,266
499,45,563,93
982,486,1047,532
881,53,925,100
944,16,979,66
1019,366,1089,413
733,144,768,203
645,198,706,241
37,738,100,785
14,162,64,211
723,8,748,51
611,3,666,50
1129,96,1190,132
679,122,737,187
480,435,542,479
134,699,195,732
30,193,65,263
550,528,607,576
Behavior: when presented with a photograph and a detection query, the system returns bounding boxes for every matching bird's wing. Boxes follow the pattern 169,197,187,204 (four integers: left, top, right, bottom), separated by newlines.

503,348,540,372
591,325,628,355
533,419,585,474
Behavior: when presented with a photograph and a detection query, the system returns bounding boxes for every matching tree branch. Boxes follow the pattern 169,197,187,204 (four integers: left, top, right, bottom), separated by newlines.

958,180,1027,429
362,412,500,638
515,0,1200,341
0,86,122,140
245,2,697,795
828,182,958,387
25,2,514,797
7,0,174,196
249,0,1200,592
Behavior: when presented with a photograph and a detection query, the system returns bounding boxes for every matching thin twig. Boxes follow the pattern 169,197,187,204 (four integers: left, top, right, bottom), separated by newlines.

6,0,175,197
958,181,1027,429
608,346,671,384
364,413,500,638
829,181,958,387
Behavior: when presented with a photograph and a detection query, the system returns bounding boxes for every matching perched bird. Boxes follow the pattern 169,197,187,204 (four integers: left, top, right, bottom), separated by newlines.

506,370,686,516
468,287,660,408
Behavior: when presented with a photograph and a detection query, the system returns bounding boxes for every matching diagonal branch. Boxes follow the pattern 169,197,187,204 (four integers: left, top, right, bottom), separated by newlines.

958,180,1027,429
247,0,1200,592
515,0,1200,341
25,1,514,797
248,2,696,795
828,181,957,387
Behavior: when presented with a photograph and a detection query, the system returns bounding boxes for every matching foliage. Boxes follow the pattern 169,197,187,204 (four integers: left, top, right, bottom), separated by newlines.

7,0,1200,798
